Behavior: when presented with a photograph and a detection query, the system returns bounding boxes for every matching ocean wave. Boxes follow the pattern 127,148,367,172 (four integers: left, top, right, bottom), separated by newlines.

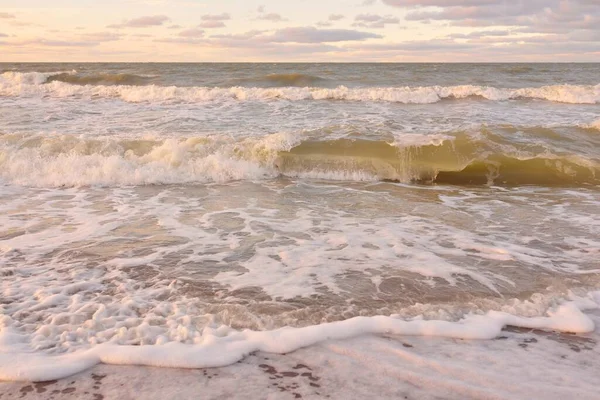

500,65,537,75
0,131,597,187
277,136,599,185
1,71,599,104
0,70,76,85
233,73,328,87
587,119,600,131
46,72,155,86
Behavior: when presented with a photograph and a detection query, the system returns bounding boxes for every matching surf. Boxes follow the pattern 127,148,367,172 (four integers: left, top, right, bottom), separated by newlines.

0,130,597,187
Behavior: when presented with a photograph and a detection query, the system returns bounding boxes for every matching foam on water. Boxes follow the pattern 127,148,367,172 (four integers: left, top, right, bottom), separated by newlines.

1,294,597,382
0,71,76,85
1,181,599,382
0,133,295,187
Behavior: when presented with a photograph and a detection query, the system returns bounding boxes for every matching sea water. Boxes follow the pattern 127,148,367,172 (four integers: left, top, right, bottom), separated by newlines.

0,63,599,397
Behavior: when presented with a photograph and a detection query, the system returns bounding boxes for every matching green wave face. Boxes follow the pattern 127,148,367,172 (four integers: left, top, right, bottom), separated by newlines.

276,134,599,186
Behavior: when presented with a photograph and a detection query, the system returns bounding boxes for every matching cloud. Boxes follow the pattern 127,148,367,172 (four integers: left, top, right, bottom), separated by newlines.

338,22,599,61
178,28,205,38
206,27,380,46
382,0,498,6
198,14,230,28
154,32,344,57
256,6,285,22
108,15,170,28
8,21,38,27
0,13,38,27
201,13,230,21
198,21,226,28
356,39,479,52
448,29,509,39
269,27,382,43
4,0,598,61
37,40,99,47
79,32,122,42
3,38,99,47
249,43,344,56
155,37,205,44
258,13,286,22
210,30,265,41
386,0,599,29
317,14,345,27
382,0,600,49
353,14,400,28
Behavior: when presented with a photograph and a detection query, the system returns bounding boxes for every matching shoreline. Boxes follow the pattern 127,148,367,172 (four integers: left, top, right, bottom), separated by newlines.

2,318,598,400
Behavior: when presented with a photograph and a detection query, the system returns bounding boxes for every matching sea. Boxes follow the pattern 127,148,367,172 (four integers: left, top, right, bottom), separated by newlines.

0,63,599,399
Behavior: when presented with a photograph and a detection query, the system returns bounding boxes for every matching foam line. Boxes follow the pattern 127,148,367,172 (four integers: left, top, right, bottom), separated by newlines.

0,300,595,382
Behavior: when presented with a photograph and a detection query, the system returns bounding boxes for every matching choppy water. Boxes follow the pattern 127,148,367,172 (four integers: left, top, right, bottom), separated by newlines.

0,63,599,384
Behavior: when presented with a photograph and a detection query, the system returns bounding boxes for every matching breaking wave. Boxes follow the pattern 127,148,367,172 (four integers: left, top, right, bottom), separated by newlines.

586,119,600,131
1,71,599,104
46,72,155,86
0,130,597,187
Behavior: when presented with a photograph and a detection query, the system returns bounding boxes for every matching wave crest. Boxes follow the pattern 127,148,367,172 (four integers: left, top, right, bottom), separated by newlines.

0,131,597,187
46,72,155,86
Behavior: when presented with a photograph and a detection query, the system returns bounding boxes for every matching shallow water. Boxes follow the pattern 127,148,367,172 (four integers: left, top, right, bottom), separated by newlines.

0,63,599,385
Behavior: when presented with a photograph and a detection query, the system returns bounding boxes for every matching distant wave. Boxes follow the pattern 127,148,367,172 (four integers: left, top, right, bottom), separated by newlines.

586,119,600,131
46,72,155,86
501,65,536,75
0,130,597,187
1,71,599,104
234,73,329,87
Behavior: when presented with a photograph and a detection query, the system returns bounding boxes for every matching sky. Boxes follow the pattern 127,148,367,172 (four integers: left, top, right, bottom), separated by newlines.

0,0,599,62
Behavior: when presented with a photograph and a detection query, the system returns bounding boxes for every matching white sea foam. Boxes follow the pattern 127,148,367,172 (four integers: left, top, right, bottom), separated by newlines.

0,133,298,187
1,71,599,104
0,293,597,382
4,324,600,399
1,181,599,383
0,70,75,85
